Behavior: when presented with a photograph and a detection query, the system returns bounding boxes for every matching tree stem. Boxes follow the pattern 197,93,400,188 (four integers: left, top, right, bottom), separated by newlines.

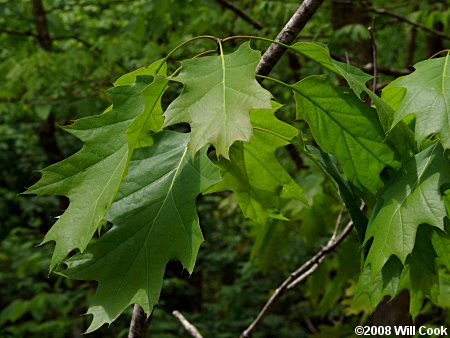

128,305,150,338
255,0,325,77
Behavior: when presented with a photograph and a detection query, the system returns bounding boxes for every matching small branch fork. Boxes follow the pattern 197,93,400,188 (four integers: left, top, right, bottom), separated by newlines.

240,204,359,338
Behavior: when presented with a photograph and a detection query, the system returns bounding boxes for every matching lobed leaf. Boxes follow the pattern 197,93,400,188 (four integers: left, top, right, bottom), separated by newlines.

24,60,168,269
62,131,221,332
364,143,450,276
163,42,272,158
389,55,450,149
292,42,416,160
208,102,307,224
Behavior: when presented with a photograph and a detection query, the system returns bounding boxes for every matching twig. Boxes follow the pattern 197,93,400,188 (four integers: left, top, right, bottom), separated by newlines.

344,52,350,65
240,203,363,338
369,7,450,41
331,53,410,76
331,205,345,242
256,0,325,76
287,220,354,290
304,316,318,333
172,310,203,338
214,0,263,30
128,305,149,338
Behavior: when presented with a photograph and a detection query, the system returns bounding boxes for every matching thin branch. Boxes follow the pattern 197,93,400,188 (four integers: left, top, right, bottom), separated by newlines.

128,305,149,338
172,311,203,338
287,220,354,290
240,203,363,338
369,7,450,41
256,0,325,76
331,53,411,76
214,0,263,30
331,205,345,242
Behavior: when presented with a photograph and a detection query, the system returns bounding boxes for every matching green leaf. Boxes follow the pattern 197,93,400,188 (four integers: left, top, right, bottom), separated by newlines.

364,144,450,276
290,42,372,98
207,102,307,224
399,226,438,319
24,60,168,269
356,227,440,318
163,42,272,158
291,41,417,157
114,61,167,146
354,256,403,309
390,55,450,148
293,75,399,195
432,227,450,271
250,219,288,272
62,131,221,332
306,146,367,241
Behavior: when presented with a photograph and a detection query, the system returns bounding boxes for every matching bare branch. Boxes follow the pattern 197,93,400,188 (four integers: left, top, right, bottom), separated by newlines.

331,53,411,76
331,205,345,242
172,310,203,338
256,0,325,77
214,0,263,30
369,7,450,41
287,220,354,290
240,203,364,338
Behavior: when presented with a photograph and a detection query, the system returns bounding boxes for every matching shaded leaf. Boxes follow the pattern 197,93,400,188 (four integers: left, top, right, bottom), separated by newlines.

292,42,416,159
364,144,450,276
399,226,438,319
208,103,307,224
291,42,372,98
293,75,399,194
306,146,367,241
164,42,272,158
62,131,221,332
354,256,403,309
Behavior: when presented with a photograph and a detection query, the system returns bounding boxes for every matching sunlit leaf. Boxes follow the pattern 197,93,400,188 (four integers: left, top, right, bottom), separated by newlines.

164,42,272,158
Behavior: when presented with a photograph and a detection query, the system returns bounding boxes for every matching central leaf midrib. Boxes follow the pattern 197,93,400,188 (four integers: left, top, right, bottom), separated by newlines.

295,88,391,166
220,47,228,148
112,146,189,299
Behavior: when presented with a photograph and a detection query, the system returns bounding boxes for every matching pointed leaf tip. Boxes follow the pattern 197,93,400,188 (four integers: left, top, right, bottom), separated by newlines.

164,42,272,158
24,59,169,268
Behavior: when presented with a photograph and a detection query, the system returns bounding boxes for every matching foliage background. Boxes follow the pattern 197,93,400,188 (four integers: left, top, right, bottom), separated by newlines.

1,0,449,337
